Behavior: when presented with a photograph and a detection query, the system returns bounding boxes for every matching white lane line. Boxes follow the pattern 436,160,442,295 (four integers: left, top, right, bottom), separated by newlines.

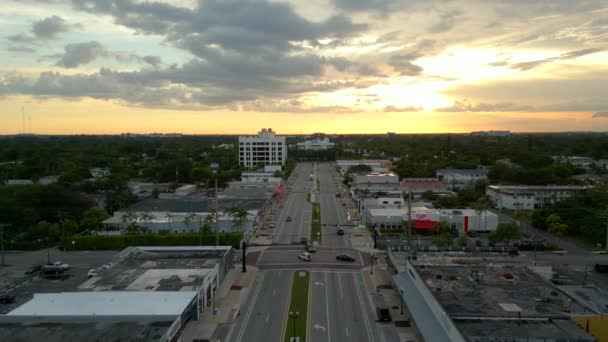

353,273,374,342
346,328,349,337
325,272,331,342
234,272,265,342
337,272,343,299
265,313,270,324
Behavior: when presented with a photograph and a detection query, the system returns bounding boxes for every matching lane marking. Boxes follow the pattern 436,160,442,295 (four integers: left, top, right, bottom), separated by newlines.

353,273,374,342
346,328,349,337
325,272,331,342
234,271,265,342
337,272,343,299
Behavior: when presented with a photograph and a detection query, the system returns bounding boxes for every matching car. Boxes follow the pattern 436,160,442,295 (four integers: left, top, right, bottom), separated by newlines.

337,228,345,236
286,216,292,222
336,254,355,262
376,307,392,322
335,192,341,198
25,264,42,275
299,252,312,261
0,293,15,304
52,261,70,270
99,263,113,270
268,223,276,229
88,269,100,278
305,244,316,253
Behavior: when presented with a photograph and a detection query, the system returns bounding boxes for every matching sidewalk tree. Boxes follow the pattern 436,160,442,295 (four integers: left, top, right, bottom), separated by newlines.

227,206,248,233
433,220,453,246
546,214,569,236
489,222,520,246
80,208,110,235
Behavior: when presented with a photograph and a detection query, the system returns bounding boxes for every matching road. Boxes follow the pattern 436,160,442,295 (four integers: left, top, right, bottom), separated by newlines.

257,248,365,270
228,270,292,342
310,271,397,342
318,162,350,247
273,163,313,244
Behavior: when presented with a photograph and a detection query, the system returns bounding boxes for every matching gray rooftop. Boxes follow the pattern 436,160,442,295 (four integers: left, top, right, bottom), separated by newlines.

128,197,268,213
436,169,488,176
456,318,594,341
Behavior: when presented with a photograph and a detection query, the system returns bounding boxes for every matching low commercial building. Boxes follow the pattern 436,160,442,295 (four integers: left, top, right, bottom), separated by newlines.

393,255,594,341
400,178,447,196
336,159,392,174
3,291,199,342
436,169,488,189
486,185,587,210
90,167,111,178
367,207,497,232
296,138,335,150
352,171,400,192
553,156,594,168
240,171,282,184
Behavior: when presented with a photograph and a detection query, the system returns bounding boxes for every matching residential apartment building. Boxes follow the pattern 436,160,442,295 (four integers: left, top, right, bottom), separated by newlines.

486,184,587,210
436,169,488,189
238,128,286,168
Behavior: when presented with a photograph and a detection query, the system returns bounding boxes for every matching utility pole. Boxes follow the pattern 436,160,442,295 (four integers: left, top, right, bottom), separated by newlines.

215,176,219,247
605,219,608,254
0,223,7,266
407,190,412,259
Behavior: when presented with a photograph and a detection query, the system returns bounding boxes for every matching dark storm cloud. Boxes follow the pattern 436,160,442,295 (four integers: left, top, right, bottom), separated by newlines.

56,41,107,68
32,15,73,39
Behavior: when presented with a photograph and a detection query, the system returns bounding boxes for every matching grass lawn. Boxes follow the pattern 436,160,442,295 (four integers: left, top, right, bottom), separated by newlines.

311,203,322,244
284,271,310,342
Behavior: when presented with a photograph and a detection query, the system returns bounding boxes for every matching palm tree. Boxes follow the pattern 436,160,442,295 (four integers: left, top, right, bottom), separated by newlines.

166,212,173,231
121,210,138,230
184,212,199,232
139,212,153,233
227,206,249,234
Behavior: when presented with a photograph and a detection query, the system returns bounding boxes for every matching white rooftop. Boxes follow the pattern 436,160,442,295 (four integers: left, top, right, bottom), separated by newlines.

8,291,197,317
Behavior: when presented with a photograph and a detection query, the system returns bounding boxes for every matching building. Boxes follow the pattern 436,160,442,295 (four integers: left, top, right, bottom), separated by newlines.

295,138,335,150
238,128,286,168
400,178,446,196
392,255,594,341
5,179,34,185
351,171,400,192
486,185,587,210
175,184,197,197
240,171,282,184
336,159,391,174
436,169,488,189
90,167,111,178
2,291,199,342
553,156,594,168
367,206,497,232
470,130,511,136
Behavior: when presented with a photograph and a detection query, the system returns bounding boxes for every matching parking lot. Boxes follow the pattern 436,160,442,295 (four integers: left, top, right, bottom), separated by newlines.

0,248,116,314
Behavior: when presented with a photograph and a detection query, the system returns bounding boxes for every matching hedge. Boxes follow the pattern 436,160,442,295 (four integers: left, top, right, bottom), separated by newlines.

59,232,243,250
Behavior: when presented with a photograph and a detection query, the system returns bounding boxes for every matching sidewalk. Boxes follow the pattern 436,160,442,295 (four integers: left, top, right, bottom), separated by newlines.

364,258,421,342
180,266,259,342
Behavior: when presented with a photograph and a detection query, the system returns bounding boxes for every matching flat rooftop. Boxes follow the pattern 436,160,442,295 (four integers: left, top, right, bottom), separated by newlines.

80,246,229,292
456,319,594,341
128,197,268,212
416,263,586,317
0,317,173,342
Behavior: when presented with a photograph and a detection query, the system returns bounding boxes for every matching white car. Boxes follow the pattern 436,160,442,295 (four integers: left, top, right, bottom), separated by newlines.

87,269,100,278
53,261,70,270
269,223,276,229
298,252,312,262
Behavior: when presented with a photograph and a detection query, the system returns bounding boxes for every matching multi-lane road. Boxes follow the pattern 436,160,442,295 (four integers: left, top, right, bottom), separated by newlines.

229,162,399,342
272,162,313,244
318,162,351,247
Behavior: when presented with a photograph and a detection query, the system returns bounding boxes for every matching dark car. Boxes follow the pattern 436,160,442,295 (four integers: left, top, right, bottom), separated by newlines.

25,264,42,275
376,307,392,322
0,293,15,304
286,216,292,222
336,254,355,262
305,244,316,253
335,192,341,198
337,228,345,236
595,264,608,273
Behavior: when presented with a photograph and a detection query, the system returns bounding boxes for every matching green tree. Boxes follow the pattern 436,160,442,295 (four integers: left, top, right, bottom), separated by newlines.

125,222,140,235
80,208,110,234
432,220,453,246
489,223,520,246
227,206,249,233
546,214,569,236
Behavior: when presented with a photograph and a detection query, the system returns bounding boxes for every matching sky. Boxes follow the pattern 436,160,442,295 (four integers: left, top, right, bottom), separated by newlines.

1,0,607,134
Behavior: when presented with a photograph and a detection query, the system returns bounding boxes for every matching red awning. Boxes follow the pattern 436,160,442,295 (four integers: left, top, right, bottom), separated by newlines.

413,219,438,230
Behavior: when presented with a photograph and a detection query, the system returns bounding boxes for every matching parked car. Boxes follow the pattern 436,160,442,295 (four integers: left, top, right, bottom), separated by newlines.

286,216,293,222
268,223,276,229
0,293,15,304
25,264,42,275
335,192,341,198
336,254,355,262
299,252,312,261
305,244,316,253
52,261,70,270
88,269,100,278
595,264,608,273
337,228,345,236
376,307,392,322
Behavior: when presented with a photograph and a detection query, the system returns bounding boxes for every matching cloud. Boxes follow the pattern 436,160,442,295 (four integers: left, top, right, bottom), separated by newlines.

56,41,108,68
593,112,608,118
511,48,603,70
383,105,423,112
429,10,464,33
435,100,535,112
32,15,74,39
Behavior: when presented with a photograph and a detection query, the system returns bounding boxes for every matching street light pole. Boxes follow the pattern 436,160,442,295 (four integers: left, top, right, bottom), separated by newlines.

290,311,299,341
400,289,404,315
0,223,7,266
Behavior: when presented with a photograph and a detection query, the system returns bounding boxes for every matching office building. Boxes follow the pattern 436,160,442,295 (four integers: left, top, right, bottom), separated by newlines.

238,128,286,168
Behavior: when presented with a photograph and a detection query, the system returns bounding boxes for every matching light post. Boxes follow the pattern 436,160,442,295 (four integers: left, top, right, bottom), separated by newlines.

210,163,220,246
0,223,7,266
290,311,299,341
400,289,404,315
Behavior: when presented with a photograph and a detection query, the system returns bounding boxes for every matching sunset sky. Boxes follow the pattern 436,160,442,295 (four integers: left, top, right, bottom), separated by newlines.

1,0,607,134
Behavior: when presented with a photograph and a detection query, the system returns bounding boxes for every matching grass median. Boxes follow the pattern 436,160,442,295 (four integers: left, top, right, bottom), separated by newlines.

311,203,321,244
284,271,310,342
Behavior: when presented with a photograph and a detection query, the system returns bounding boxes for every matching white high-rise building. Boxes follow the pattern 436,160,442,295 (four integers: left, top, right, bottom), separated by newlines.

239,128,286,168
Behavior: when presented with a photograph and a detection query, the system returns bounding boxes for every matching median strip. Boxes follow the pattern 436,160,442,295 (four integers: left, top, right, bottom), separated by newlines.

311,203,321,244
284,270,310,342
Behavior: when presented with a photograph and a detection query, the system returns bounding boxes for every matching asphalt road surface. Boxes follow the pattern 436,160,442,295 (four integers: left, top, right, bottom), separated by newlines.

318,162,350,247
228,270,292,342
272,163,313,244
310,271,399,342
257,248,364,269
